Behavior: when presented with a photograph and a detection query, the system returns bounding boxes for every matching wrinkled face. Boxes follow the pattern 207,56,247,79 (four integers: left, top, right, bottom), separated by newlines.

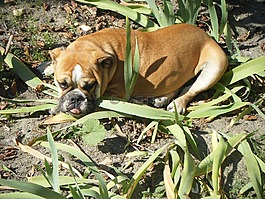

50,43,116,117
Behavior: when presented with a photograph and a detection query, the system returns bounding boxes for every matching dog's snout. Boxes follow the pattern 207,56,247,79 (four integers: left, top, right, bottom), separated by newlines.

55,88,95,116
70,94,85,105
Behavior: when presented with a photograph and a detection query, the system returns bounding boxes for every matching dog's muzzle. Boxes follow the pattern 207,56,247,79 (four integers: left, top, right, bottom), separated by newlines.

51,89,95,117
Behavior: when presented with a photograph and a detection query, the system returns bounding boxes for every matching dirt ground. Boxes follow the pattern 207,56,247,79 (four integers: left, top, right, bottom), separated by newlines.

0,0,264,198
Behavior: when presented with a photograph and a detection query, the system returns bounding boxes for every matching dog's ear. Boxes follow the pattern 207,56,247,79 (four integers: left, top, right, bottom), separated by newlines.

49,48,63,61
97,55,114,68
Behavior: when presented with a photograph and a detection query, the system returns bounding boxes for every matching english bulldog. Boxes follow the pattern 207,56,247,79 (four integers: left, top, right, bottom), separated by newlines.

46,24,228,117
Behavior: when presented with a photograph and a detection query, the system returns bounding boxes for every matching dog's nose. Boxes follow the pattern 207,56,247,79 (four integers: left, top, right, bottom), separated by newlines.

70,95,85,106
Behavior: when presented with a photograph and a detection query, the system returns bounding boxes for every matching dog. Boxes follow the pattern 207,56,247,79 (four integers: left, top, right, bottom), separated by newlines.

46,24,228,117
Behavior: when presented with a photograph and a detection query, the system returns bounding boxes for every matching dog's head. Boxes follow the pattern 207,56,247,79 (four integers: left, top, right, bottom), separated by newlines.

49,41,116,117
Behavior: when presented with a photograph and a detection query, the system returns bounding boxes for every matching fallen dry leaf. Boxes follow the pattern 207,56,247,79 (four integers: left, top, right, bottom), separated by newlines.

42,2,49,11
70,0,78,10
36,40,45,47
61,32,75,39
237,31,251,42
261,43,265,51
23,45,30,56
10,80,17,94
64,4,73,14
0,146,18,160
35,84,45,92
0,101,8,110
13,8,25,16
41,112,76,125
164,159,176,199
243,115,257,121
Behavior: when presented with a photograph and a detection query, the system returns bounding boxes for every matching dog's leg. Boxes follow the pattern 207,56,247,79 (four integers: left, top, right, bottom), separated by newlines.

167,58,227,114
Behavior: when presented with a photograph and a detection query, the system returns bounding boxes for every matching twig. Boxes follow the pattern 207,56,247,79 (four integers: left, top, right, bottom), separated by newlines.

4,35,14,57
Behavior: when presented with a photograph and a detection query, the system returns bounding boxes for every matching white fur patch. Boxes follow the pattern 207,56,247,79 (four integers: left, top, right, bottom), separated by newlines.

72,88,87,98
72,64,83,83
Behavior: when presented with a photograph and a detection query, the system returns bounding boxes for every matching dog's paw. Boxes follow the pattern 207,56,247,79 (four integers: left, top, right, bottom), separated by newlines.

153,97,169,108
167,98,187,114
37,61,54,76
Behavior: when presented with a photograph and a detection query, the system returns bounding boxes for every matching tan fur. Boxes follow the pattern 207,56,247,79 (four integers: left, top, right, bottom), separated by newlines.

49,24,228,114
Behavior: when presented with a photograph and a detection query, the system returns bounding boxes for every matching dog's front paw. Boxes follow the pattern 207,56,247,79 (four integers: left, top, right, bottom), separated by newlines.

37,61,54,76
167,98,187,114
153,97,169,108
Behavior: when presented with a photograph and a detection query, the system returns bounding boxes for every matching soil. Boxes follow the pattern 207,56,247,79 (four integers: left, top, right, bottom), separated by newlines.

0,0,264,198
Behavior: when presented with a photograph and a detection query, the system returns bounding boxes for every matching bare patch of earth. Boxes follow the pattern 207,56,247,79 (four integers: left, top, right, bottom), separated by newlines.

0,0,264,198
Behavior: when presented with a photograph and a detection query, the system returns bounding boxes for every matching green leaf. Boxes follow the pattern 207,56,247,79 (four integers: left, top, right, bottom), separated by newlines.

212,136,228,194
0,46,58,97
151,120,159,143
123,4,151,15
195,133,248,176
80,119,107,146
137,121,158,144
239,182,253,196
0,192,44,199
169,150,180,184
124,18,140,100
190,85,243,111
238,141,263,199
231,98,265,125
214,83,242,102
177,0,189,22
163,121,186,149
178,150,195,197
78,188,103,199
124,17,133,99
69,185,82,199
68,163,85,199
31,111,127,145
254,154,265,173
224,23,233,55
41,142,109,199
0,50,3,70
47,128,60,193
187,0,201,24
146,0,169,27
124,144,168,198
202,195,221,199
75,0,159,30
208,0,219,41
187,102,249,119
74,111,129,125
0,103,55,115
43,159,53,185
28,176,97,187
0,178,66,199
183,126,200,159
219,0,228,35
163,0,175,25
220,56,265,86
1,97,56,104
97,99,176,120
129,37,140,96
177,0,200,24
249,102,265,120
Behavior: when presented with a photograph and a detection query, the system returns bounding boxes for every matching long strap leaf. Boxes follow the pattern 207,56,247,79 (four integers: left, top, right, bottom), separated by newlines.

0,178,66,199
76,0,159,30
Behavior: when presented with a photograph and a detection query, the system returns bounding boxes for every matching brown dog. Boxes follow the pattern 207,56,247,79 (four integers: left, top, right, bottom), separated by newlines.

46,24,228,116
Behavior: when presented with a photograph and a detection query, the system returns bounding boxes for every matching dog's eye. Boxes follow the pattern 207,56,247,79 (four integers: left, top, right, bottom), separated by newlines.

83,82,96,91
58,81,68,90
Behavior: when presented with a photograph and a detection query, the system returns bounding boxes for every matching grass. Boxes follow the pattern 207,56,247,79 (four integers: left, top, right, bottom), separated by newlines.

0,0,264,198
